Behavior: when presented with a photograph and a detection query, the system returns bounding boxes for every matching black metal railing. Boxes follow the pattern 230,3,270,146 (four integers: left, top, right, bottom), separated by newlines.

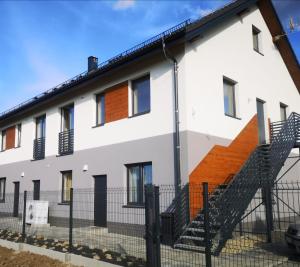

209,113,300,254
33,137,45,160
161,184,190,245
174,112,300,255
58,129,74,155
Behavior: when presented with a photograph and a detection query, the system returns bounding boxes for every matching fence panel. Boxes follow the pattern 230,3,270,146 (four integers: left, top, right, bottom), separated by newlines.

0,192,24,242
159,184,207,267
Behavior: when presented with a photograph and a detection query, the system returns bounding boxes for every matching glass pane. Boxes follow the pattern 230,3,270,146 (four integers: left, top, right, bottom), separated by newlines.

63,172,72,202
223,81,235,117
96,95,105,125
63,106,74,131
253,33,259,51
36,116,46,138
128,166,140,203
2,132,6,150
132,76,150,115
0,180,4,200
143,164,152,185
280,106,287,121
17,125,21,146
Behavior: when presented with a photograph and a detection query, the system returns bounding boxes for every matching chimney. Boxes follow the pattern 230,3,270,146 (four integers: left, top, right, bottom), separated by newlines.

88,56,98,72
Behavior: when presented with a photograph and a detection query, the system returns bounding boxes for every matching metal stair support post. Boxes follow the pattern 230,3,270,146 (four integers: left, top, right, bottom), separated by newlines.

69,188,73,253
203,182,212,267
22,191,27,242
263,183,274,243
145,184,161,267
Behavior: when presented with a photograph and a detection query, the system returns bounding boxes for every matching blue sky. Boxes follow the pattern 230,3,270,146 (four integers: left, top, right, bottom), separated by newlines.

0,0,299,113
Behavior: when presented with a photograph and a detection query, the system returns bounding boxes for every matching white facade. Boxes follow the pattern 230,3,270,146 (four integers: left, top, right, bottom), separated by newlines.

0,5,299,192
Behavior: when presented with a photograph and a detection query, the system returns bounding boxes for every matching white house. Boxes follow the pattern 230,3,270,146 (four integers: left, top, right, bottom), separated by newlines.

0,0,299,234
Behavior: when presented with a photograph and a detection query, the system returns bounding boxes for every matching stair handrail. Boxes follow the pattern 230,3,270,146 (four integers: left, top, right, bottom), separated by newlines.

208,112,299,254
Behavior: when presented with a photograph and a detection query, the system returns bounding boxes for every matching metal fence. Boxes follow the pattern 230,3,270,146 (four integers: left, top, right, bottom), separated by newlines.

0,182,300,266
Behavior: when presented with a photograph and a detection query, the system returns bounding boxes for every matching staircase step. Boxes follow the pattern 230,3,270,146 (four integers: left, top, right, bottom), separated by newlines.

186,227,216,234
180,235,204,242
186,227,205,233
174,243,205,253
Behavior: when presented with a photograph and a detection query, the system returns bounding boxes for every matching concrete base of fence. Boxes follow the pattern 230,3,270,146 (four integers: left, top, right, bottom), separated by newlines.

0,239,117,267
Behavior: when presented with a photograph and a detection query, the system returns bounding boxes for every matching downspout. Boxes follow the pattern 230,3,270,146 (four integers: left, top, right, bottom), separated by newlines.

161,37,181,196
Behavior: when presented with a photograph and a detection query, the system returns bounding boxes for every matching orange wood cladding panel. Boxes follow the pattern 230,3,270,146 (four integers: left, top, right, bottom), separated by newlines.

5,126,15,150
189,115,259,218
105,82,128,123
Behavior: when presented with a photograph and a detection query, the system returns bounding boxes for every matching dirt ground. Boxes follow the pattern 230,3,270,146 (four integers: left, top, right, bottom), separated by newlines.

0,246,79,267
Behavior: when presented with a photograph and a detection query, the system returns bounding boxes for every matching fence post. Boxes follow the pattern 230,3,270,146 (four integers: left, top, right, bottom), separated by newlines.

69,188,73,253
203,182,212,267
154,186,161,267
264,184,273,243
22,191,27,242
145,184,161,267
145,184,154,267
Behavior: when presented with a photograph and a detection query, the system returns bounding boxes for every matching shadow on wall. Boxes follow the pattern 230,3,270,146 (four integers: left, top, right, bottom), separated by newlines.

189,115,259,218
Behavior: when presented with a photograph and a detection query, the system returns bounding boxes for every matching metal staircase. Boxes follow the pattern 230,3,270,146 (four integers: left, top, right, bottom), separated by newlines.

174,112,300,255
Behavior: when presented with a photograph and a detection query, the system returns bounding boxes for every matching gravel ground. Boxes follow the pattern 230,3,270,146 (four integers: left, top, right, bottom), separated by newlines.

0,245,79,267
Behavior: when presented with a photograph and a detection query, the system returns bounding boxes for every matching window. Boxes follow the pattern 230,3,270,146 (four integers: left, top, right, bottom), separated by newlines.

96,94,105,125
1,130,6,151
36,115,46,139
280,103,288,121
223,78,236,118
16,124,22,147
127,162,152,206
61,171,72,203
0,178,5,202
132,75,150,116
252,26,261,53
61,104,74,131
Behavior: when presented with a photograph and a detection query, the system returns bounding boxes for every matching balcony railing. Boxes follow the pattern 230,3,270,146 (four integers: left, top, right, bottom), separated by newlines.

33,137,45,160
58,129,74,156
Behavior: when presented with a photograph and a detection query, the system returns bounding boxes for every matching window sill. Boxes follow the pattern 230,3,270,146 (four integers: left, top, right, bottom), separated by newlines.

31,158,45,162
129,110,150,119
225,113,241,120
122,204,145,209
253,49,264,56
1,146,20,152
56,153,73,157
58,202,70,206
92,123,105,129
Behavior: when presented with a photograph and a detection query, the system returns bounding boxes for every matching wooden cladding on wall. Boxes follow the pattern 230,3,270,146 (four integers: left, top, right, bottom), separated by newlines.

105,82,128,123
189,115,259,218
5,126,16,150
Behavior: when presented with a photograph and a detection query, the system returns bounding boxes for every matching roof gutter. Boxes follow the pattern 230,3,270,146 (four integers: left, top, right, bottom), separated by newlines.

161,37,181,196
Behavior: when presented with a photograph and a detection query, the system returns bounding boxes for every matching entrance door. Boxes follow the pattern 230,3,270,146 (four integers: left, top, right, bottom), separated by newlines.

94,175,107,227
13,182,20,217
256,99,266,144
33,180,40,200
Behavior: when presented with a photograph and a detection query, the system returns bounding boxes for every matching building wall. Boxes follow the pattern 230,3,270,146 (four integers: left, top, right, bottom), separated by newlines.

0,5,299,206
182,6,300,183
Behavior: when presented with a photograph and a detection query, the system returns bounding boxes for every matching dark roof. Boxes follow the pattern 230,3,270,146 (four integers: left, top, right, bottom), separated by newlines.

0,0,299,123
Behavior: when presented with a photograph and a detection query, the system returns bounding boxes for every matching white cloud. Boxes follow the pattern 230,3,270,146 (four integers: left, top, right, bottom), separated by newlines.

113,0,135,10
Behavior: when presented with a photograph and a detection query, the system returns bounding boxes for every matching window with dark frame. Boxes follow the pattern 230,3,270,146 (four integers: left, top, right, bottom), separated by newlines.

132,75,150,116
96,94,105,125
223,78,237,118
61,104,74,131
127,162,152,206
1,130,6,151
61,171,72,203
36,115,46,139
0,178,6,202
252,25,261,53
280,103,288,121
16,124,22,147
